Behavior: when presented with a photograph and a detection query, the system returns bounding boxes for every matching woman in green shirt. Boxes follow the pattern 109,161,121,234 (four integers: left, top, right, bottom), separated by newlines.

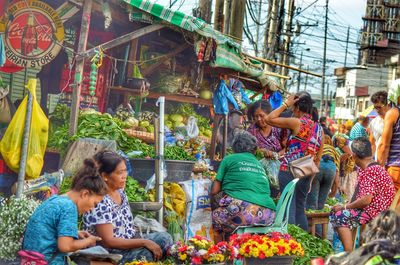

211,131,276,242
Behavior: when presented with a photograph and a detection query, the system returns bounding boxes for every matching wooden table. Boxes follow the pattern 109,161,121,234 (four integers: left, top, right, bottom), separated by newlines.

306,212,330,239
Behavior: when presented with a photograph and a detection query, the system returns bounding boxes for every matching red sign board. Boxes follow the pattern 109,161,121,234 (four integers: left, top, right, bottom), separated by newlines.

0,0,64,68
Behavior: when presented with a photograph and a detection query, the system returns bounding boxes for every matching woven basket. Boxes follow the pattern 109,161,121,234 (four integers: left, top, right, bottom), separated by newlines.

124,129,155,143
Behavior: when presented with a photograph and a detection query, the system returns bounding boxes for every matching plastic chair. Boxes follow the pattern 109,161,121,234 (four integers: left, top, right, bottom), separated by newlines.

234,178,299,235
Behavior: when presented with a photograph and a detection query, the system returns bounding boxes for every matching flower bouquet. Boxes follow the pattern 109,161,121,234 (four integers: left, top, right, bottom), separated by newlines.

199,241,235,265
169,241,197,265
169,236,235,265
229,232,304,265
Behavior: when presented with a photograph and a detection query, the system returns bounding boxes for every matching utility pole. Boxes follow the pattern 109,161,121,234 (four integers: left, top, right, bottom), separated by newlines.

297,51,303,92
320,0,329,115
325,82,330,116
199,0,212,23
281,0,295,77
262,1,273,58
223,0,232,35
265,0,280,61
229,0,246,42
304,66,309,90
344,26,350,67
213,0,224,31
255,0,263,56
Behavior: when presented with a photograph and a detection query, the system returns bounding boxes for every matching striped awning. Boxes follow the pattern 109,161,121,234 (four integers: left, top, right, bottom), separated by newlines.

122,0,272,81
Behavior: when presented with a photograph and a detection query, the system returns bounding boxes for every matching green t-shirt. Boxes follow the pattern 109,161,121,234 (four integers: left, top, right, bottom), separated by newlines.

216,152,276,210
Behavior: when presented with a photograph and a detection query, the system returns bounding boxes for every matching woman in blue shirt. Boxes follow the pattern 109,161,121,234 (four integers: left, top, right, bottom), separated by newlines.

23,159,108,264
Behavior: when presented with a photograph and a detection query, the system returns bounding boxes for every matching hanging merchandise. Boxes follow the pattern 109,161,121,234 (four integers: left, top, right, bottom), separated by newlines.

89,49,103,96
228,78,251,109
0,34,5,67
269,91,283,110
0,79,49,179
213,79,239,115
0,79,14,124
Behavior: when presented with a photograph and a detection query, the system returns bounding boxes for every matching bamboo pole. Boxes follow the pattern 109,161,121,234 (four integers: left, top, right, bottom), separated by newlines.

244,53,323,78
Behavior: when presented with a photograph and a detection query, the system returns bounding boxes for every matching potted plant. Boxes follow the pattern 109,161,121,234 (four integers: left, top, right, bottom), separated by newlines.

229,232,304,265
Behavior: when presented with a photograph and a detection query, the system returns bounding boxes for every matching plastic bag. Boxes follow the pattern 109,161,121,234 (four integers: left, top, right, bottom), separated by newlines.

260,158,281,190
0,79,48,179
187,116,199,138
133,215,167,236
181,179,213,240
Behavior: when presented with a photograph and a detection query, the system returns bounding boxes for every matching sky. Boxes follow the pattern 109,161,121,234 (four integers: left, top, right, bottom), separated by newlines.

154,0,367,96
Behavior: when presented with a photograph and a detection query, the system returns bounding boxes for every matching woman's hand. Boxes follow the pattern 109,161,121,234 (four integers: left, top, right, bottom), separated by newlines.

263,149,274,159
332,204,344,212
284,94,298,108
85,235,102,248
78,230,91,239
144,240,162,260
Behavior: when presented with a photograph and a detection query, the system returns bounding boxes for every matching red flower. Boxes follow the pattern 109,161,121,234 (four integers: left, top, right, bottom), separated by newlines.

245,245,251,254
191,256,203,264
258,251,266,259
178,245,188,252
277,246,286,255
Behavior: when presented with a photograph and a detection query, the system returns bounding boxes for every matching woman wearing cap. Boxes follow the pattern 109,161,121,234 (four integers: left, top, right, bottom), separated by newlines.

265,92,324,230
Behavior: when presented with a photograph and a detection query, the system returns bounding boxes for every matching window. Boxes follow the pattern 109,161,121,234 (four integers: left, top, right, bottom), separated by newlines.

337,79,345,87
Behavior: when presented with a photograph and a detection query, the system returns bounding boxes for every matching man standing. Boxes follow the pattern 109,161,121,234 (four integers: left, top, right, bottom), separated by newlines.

370,91,392,158
377,91,400,191
349,116,369,140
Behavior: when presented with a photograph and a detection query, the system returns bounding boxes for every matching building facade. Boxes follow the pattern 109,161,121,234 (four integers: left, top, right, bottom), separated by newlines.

360,0,400,65
334,66,388,119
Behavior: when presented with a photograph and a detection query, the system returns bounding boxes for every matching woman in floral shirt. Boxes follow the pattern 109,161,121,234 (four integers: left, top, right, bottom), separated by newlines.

83,151,172,264
265,92,323,231
330,137,395,252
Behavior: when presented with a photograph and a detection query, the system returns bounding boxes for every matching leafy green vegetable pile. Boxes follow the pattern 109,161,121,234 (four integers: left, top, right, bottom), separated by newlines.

164,146,196,161
326,197,339,206
48,104,194,161
58,175,149,203
288,224,333,265
306,206,331,214
125,177,149,202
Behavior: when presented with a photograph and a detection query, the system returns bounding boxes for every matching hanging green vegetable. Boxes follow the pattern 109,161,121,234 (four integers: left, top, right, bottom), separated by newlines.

89,49,103,96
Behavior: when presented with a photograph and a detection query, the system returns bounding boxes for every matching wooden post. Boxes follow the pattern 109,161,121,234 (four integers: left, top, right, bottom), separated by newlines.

213,0,224,31
126,39,139,80
229,0,246,42
199,0,212,23
265,0,280,62
69,0,92,135
262,1,272,58
280,0,295,77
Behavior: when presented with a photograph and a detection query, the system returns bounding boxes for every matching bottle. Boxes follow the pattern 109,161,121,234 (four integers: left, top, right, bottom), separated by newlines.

21,14,38,56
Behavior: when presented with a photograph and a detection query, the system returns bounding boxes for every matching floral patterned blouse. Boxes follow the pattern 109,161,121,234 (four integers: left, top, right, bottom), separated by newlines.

83,189,138,239
280,114,323,171
247,124,288,152
355,165,395,219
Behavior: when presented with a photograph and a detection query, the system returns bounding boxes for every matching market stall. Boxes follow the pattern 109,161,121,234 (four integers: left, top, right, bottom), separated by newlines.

0,0,334,264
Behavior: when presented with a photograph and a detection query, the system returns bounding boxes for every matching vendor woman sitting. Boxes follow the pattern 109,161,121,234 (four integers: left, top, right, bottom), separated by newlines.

83,150,172,264
330,137,395,252
211,130,276,242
